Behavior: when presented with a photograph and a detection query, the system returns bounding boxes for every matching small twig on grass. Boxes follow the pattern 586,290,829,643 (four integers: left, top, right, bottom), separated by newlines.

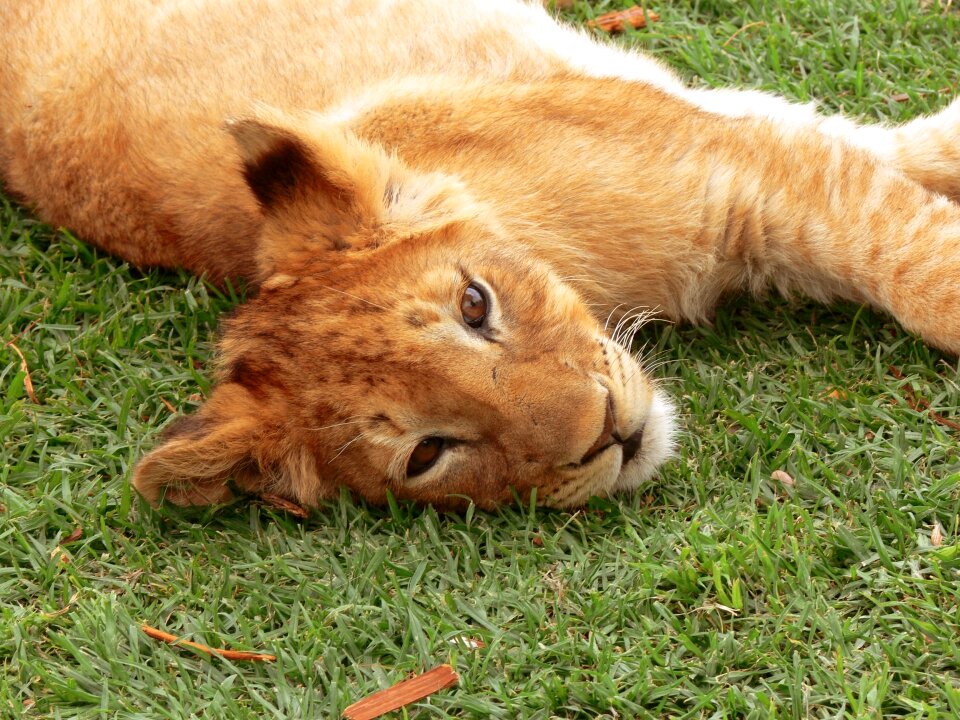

140,624,276,662
888,365,960,432
4,340,39,403
259,493,310,518
587,6,660,33
343,664,459,720
159,397,177,413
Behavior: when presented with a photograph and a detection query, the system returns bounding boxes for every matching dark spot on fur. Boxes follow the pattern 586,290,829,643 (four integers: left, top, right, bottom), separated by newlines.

349,301,378,314
491,366,499,382
253,327,294,346
227,357,274,396
406,313,425,328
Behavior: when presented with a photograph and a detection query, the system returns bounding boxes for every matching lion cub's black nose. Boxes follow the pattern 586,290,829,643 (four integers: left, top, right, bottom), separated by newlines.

620,427,645,465
581,395,617,464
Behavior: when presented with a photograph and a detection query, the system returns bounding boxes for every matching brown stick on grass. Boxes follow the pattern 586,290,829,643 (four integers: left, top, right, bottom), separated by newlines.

343,664,459,720
140,624,277,662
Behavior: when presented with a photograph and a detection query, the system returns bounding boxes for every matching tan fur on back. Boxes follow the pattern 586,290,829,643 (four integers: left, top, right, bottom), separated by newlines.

2,0,958,509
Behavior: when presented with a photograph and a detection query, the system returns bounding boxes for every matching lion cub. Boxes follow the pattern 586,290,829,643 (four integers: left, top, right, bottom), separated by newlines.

1,0,958,509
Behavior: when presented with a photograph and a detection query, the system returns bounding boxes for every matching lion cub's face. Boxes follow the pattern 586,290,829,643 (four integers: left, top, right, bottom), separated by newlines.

132,111,674,510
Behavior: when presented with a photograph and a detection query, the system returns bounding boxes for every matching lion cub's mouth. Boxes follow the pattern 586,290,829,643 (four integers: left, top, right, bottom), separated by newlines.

577,426,645,467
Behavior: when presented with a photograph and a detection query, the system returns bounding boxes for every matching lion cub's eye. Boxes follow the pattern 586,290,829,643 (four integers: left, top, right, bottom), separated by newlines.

407,437,445,477
460,282,488,328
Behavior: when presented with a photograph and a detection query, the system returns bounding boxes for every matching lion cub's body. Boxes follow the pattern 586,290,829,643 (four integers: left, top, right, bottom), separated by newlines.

1,0,959,508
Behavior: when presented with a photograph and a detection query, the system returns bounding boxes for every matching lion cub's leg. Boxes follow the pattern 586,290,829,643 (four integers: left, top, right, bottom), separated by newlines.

680,85,960,201
690,117,960,354
523,5,959,199
866,99,960,202
814,99,960,202
531,4,960,199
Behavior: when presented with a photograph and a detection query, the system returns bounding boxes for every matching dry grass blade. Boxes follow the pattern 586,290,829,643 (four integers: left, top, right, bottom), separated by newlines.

343,664,459,720
587,6,660,33
4,340,39,403
140,624,277,662
722,20,766,47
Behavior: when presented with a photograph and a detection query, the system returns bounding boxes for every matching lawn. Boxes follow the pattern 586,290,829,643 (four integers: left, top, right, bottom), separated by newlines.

2,0,960,717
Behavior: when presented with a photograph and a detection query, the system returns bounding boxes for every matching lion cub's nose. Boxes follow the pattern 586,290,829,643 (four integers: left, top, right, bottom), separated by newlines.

580,395,617,464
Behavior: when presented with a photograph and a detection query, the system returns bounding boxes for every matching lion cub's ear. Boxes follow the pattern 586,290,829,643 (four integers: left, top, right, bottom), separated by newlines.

131,383,314,507
227,110,482,273
228,113,391,227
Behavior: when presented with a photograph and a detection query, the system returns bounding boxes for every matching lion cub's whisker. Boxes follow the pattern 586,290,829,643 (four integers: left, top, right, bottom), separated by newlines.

304,418,375,433
314,284,391,312
602,303,627,335
328,433,369,464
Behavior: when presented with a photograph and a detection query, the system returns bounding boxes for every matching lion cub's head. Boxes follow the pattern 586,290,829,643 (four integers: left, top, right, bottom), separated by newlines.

132,109,675,510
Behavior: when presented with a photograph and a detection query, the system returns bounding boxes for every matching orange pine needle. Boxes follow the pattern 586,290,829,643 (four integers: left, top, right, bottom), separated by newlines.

140,624,276,662
343,664,459,720
587,6,660,33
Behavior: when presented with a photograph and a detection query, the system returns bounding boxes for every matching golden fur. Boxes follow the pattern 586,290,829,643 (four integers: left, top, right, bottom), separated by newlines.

1,0,958,509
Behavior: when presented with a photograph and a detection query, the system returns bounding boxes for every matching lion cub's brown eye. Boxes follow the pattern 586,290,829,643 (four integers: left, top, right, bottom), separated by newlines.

461,282,488,328
407,437,445,477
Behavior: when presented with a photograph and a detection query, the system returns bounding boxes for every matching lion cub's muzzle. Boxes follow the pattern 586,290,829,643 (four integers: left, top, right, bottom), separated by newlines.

535,335,674,508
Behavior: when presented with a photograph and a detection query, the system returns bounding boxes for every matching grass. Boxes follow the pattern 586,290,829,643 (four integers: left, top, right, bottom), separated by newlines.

2,0,960,717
